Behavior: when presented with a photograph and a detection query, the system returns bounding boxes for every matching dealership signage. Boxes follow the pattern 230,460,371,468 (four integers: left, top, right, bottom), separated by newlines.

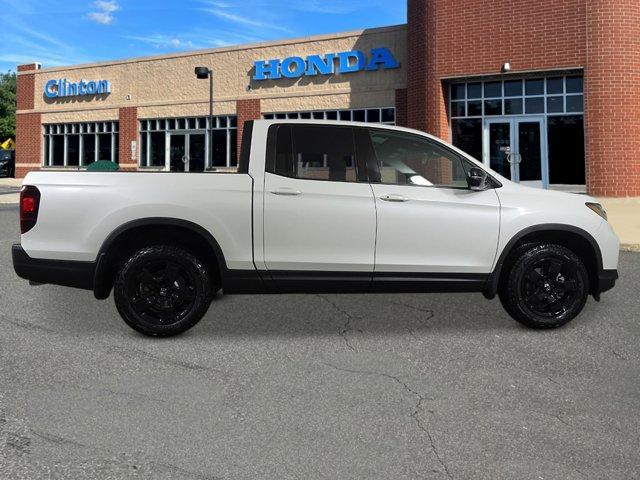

44,79,111,99
253,47,400,81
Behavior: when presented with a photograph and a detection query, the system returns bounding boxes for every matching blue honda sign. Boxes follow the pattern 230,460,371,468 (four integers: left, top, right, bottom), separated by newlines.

44,79,111,99
253,47,400,81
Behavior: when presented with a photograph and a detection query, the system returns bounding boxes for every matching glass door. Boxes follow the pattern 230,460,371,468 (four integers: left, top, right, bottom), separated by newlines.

483,117,547,187
187,133,206,172
515,117,546,188
484,119,514,180
168,131,207,172
169,134,186,172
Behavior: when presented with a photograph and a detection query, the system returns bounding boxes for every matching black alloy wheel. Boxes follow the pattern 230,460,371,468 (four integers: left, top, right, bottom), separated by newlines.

500,243,589,329
114,245,213,336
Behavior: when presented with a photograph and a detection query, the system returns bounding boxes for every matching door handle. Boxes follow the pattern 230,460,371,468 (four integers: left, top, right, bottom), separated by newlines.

379,194,409,202
271,187,302,196
507,153,522,164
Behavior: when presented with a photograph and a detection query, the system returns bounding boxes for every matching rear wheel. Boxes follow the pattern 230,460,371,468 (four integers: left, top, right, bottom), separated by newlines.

499,243,589,329
114,245,213,336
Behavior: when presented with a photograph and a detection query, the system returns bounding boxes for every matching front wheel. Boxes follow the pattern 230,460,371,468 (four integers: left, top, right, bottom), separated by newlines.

499,243,589,329
114,245,213,336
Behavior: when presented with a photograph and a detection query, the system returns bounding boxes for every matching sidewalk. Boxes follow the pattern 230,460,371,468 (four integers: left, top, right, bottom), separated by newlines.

598,197,640,252
0,177,21,204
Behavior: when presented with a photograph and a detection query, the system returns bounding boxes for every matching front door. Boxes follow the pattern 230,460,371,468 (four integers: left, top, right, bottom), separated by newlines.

484,117,546,188
188,133,206,172
486,120,513,180
168,132,207,172
169,134,186,172
368,128,500,275
515,118,545,188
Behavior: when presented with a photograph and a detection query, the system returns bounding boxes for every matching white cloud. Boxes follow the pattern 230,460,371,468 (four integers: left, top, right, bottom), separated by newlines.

0,18,92,70
292,0,360,14
125,34,198,50
203,8,292,34
87,0,120,25
200,0,232,7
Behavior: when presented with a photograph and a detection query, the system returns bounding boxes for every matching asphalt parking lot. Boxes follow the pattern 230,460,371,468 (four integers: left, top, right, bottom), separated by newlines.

1,204,639,479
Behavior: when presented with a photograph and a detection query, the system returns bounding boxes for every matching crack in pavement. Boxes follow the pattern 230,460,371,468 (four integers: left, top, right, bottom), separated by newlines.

583,332,628,361
387,300,436,339
530,410,572,428
0,312,227,378
322,362,453,479
48,379,170,406
104,343,218,374
0,313,58,334
316,294,357,352
30,429,87,449
505,364,570,391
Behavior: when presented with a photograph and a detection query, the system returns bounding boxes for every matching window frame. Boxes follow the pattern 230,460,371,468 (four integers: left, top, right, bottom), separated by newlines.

265,123,369,184
450,75,584,120
365,127,497,191
263,107,396,126
42,121,119,167
138,115,238,169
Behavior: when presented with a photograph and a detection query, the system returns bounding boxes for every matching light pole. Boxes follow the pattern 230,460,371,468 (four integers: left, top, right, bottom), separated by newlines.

195,66,213,170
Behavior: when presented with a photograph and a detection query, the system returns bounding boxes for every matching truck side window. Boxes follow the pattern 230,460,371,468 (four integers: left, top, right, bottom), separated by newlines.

369,129,469,188
274,124,295,177
269,125,359,183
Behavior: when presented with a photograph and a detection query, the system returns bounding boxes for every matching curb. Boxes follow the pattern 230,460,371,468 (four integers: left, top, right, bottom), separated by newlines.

621,244,640,253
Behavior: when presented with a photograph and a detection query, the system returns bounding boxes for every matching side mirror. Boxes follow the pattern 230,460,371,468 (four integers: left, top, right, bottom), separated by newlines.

467,167,488,191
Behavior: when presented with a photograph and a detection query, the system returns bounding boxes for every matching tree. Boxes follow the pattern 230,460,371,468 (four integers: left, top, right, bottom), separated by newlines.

0,71,17,141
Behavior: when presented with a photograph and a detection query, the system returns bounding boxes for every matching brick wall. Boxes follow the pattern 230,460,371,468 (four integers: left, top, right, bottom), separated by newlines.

16,66,36,110
236,98,261,165
15,113,41,178
584,0,640,197
16,65,41,177
118,107,138,170
407,0,429,133
408,0,640,196
395,89,408,127
409,0,587,140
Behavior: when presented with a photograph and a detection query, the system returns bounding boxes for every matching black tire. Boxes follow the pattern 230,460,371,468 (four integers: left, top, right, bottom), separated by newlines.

114,245,213,336
499,243,589,329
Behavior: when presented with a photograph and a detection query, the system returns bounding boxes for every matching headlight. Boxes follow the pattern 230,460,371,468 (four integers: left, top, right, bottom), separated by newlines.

586,202,607,221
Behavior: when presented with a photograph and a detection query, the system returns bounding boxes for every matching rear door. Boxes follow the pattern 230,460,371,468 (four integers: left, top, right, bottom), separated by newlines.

262,124,377,290
366,128,501,277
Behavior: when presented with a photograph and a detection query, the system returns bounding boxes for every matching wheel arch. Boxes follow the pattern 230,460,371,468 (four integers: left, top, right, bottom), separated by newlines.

484,224,603,300
93,218,228,300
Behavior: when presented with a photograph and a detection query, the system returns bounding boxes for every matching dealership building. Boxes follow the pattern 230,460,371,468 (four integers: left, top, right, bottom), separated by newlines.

15,0,640,196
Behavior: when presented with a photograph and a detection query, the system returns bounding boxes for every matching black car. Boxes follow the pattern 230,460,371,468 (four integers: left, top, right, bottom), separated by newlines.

0,149,15,177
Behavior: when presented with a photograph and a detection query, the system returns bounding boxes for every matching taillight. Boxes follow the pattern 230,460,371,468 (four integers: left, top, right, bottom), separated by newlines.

20,185,41,234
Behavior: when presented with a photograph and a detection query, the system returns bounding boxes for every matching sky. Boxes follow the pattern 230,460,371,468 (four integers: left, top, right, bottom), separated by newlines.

0,0,406,73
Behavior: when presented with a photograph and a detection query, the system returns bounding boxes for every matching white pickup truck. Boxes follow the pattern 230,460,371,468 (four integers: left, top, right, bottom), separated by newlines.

13,120,619,336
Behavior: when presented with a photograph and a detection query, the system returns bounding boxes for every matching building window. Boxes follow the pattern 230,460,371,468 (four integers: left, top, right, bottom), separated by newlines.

547,116,585,185
450,75,584,120
43,122,119,167
262,107,396,125
450,75,585,187
139,116,238,170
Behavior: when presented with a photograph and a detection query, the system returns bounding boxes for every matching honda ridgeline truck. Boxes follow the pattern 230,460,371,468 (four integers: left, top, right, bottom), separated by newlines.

13,120,619,336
